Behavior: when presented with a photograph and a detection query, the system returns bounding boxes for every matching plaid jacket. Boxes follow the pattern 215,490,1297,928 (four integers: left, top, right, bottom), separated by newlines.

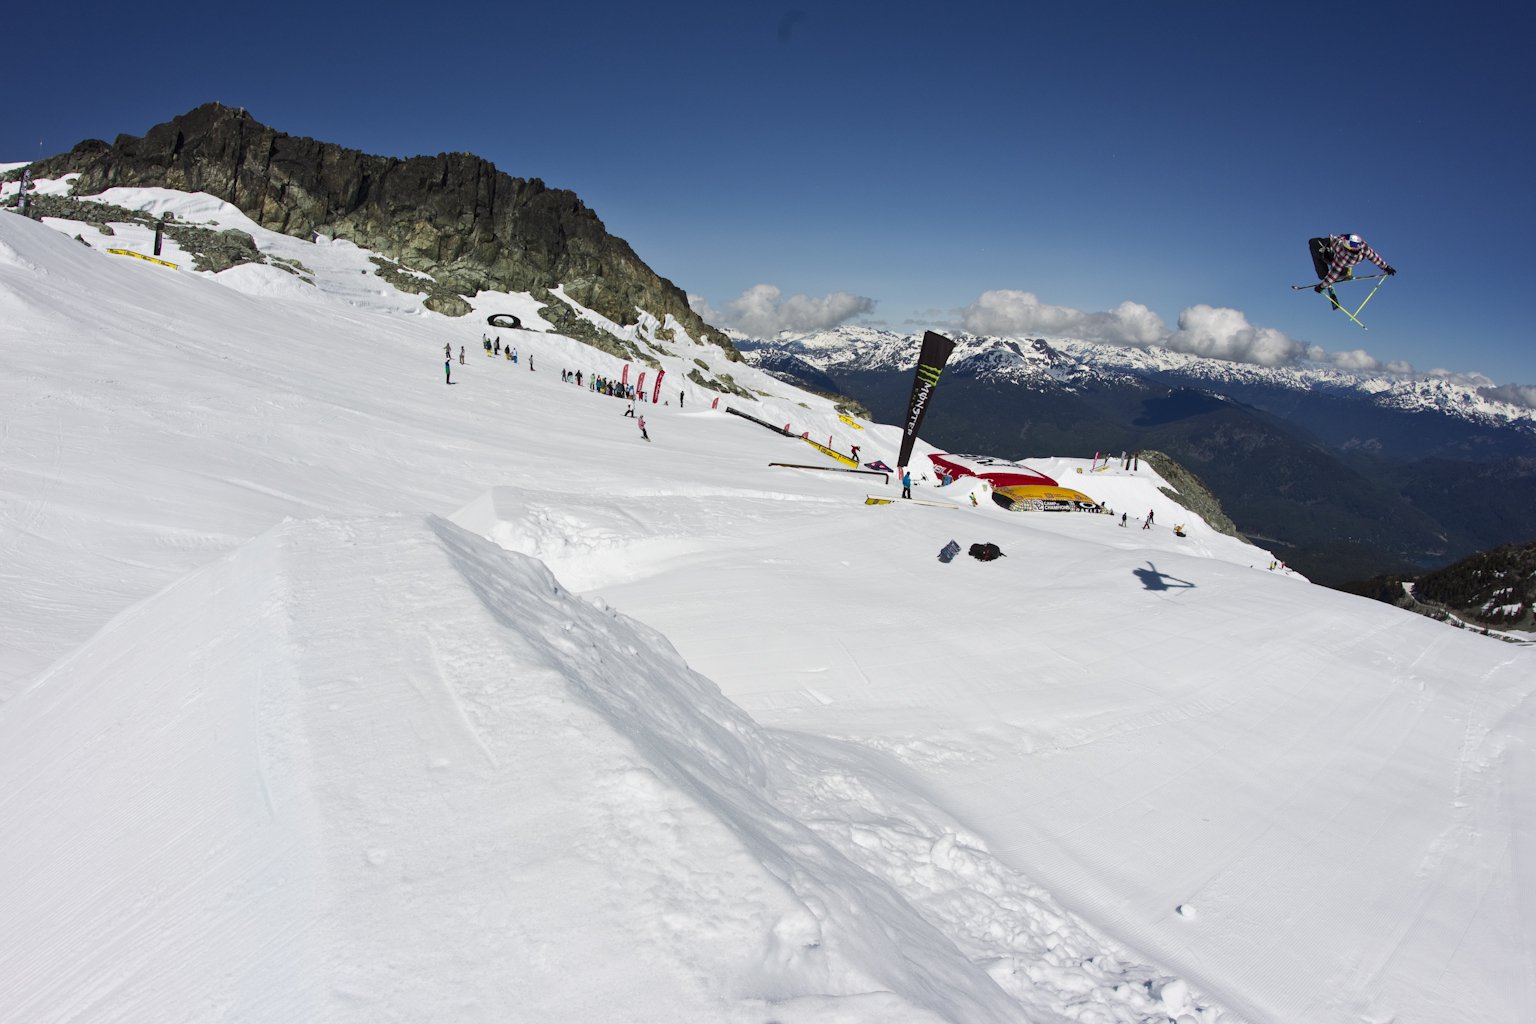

1320,235,1390,286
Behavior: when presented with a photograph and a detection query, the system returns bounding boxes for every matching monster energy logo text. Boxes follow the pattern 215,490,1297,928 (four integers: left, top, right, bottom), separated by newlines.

896,332,958,471
906,367,941,432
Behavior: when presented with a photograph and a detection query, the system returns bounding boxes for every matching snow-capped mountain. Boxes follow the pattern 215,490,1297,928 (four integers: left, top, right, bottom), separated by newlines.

739,324,1536,432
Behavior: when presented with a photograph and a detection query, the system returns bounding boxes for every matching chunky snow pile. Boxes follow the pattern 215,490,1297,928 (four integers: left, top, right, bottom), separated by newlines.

2,199,1533,1024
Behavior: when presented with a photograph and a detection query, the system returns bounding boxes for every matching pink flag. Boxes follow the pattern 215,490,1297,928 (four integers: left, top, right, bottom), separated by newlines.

622,363,630,387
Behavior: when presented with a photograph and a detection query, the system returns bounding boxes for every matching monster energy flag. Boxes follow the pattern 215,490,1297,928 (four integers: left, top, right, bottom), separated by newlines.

896,331,957,470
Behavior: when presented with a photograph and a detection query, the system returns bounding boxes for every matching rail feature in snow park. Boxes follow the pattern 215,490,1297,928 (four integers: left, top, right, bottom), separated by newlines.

727,406,862,468
799,436,858,467
485,313,523,329
770,463,889,483
724,406,794,436
865,494,960,509
106,248,178,270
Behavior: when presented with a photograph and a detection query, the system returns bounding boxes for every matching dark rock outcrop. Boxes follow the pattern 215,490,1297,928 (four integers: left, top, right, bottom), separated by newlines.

27,103,736,355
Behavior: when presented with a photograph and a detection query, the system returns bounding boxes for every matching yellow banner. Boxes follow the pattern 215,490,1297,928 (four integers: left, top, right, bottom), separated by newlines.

838,415,864,430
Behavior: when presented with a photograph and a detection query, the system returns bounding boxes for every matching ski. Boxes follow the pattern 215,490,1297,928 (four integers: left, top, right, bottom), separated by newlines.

1290,272,1387,290
1329,277,1389,330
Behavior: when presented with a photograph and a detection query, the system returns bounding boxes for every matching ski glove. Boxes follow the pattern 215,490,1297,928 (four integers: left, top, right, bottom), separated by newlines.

1385,265,1397,275
1314,284,1325,293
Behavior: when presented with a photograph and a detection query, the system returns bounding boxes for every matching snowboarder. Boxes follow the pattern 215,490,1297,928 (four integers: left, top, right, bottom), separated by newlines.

624,402,635,418
850,444,860,462
901,470,912,499
1120,512,1128,527
639,415,650,442
444,341,452,359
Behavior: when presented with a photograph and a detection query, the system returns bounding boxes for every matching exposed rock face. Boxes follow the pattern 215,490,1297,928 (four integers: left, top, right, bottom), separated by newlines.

29,103,735,354
1139,450,1246,541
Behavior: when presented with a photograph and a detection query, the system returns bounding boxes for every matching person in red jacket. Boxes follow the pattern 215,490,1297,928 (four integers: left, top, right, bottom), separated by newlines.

1309,234,1397,309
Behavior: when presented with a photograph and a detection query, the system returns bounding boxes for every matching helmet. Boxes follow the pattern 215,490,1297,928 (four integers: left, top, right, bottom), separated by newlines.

1342,233,1365,251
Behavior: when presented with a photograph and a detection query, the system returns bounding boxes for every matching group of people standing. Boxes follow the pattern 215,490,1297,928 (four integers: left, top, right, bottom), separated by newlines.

482,335,520,364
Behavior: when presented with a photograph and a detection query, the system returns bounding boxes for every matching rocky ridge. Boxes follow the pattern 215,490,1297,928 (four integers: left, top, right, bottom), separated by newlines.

12,103,734,357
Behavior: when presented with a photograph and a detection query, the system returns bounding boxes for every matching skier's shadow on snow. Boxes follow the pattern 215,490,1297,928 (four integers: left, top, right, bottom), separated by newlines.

1134,561,1196,591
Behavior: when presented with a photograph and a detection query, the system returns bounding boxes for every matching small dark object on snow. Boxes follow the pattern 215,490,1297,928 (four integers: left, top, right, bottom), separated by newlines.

938,540,961,563
968,542,1005,561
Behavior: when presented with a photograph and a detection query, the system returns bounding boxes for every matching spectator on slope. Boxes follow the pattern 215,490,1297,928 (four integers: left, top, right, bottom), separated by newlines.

444,341,452,359
494,338,501,356
901,469,912,499
459,346,465,365
444,358,452,385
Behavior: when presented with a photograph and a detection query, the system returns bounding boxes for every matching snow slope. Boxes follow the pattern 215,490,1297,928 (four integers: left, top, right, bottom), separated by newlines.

2,202,1532,1024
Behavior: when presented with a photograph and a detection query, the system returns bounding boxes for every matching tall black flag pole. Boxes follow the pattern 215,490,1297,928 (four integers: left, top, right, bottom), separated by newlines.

896,331,957,472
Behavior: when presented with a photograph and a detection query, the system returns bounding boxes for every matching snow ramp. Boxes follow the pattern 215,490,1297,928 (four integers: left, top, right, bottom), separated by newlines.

0,514,1033,1024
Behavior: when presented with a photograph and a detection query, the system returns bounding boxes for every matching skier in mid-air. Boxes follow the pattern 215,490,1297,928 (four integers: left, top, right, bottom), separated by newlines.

1308,233,1396,310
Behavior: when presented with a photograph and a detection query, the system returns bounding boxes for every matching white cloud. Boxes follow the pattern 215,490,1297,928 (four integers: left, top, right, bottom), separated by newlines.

1165,305,1305,368
686,292,720,324
1326,349,1382,372
702,284,875,338
960,290,1166,345
1480,383,1536,409
963,290,1458,379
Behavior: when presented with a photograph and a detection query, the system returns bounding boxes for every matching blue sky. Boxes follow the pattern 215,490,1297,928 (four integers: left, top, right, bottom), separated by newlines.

4,1,1533,390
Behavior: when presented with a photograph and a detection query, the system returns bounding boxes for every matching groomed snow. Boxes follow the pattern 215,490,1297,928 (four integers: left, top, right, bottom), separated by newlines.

2,199,1532,1024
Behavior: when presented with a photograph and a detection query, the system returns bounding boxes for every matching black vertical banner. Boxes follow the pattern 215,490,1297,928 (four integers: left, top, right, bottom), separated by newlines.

897,331,957,470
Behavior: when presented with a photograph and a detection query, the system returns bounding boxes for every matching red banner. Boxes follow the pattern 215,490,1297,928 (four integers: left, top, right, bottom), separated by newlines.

652,368,666,405
637,372,647,398
622,363,629,387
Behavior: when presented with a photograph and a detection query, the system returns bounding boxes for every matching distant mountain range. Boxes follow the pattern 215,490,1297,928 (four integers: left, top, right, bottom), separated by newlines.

738,326,1536,585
